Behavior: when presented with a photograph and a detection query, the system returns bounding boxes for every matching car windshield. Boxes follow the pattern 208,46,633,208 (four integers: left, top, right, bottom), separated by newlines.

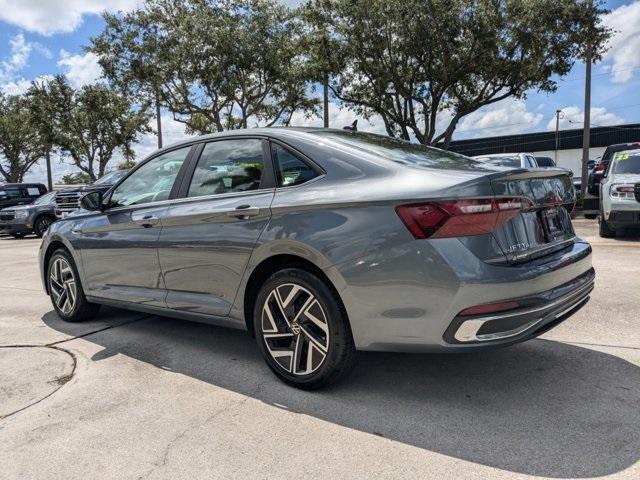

94,170,127,185
33,191,56,205
311,131,488,170
475,156,520,167
613,150,640,174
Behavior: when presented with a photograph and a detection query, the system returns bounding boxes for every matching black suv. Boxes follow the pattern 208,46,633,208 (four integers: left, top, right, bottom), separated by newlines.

0,183,47,210
55,170,129,217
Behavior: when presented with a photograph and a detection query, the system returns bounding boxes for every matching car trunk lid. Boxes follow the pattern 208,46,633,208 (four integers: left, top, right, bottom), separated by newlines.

489,169,576,263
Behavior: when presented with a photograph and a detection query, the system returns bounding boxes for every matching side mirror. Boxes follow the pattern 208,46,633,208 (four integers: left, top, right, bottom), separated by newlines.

79,191,104,211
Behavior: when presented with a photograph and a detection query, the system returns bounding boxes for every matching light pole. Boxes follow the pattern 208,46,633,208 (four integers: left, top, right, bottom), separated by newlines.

581,51,592,197
555,109,563,164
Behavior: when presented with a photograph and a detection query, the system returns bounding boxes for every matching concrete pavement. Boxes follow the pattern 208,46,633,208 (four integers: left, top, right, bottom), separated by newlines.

1,220,639,479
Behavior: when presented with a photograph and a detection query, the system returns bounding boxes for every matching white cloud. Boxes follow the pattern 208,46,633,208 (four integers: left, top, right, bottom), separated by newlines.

603,1,640,83
456,99,543,138
57,50,103,88
0,0,140,35
545,106,625,131
1,78,32,95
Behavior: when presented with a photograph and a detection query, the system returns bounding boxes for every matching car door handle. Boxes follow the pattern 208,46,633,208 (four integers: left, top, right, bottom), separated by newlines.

227,205,261,219
134,214,160,228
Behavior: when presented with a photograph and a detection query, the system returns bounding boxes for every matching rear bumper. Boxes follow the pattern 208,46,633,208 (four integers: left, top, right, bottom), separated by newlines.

606,210,640,228
444,268,594,345
332,237,593,353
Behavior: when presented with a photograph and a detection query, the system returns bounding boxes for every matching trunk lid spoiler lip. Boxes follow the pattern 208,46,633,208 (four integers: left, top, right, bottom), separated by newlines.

483,168,572,182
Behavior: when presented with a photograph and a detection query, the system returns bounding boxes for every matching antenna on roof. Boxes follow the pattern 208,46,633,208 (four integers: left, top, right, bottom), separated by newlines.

343,120,358,132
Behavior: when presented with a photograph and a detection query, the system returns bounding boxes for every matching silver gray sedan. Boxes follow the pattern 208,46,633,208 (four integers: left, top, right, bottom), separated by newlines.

39,128,594,388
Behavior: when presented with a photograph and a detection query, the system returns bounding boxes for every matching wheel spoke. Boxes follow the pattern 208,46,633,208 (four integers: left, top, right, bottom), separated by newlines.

49,258,77,315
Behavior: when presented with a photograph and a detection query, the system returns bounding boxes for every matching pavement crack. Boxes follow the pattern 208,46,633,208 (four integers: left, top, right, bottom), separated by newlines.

0,345,77,421
138,397,250,479
560,340,640,351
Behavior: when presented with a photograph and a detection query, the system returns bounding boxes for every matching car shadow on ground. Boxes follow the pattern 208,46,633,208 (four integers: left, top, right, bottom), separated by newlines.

43,309,640,479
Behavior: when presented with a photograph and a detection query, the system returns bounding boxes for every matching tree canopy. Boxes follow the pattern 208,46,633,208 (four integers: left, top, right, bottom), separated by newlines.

309,0,611,147
45,76,151,181
92,0,318,135
0,94,46,183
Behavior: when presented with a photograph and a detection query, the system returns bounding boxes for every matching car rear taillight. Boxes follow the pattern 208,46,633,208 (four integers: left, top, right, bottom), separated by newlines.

395,197,534,239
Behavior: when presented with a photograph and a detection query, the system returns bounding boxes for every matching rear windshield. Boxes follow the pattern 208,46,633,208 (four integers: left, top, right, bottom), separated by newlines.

475,156,520,168
613,151,640,174
311,131,487,171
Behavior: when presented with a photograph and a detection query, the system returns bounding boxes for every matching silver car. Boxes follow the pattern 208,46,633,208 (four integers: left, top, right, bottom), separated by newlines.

473,153,539,169
39,128,594,388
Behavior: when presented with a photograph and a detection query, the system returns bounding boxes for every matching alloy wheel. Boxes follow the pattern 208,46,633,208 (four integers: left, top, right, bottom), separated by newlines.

37,217,52,236
261,283,330,376
49,257,77,315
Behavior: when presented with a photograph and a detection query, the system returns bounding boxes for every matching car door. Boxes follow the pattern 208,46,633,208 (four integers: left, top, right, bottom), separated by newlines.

158,138,275,317
75,145,194,306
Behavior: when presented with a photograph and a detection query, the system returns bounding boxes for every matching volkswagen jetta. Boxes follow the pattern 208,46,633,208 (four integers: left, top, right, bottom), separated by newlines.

39,128,594,388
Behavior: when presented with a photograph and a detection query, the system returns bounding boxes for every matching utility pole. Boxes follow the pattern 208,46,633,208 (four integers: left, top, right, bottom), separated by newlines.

323,71,329,128
45,147,53,191
581,51,592,197
155,88,163,149
555,110,562,164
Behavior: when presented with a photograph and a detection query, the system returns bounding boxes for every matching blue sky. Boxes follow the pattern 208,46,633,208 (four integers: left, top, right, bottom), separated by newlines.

0,0,639,181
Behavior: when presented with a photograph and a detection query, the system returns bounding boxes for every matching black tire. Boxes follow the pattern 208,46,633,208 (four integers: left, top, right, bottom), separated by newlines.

584,213,598,220
47,249,100,322
34,215,55,238
599,213,616,238
253,268,356,389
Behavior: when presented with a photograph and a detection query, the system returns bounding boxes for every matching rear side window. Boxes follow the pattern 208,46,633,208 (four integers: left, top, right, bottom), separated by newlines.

613,151,640,174
272,144,318,187
188,139,265,197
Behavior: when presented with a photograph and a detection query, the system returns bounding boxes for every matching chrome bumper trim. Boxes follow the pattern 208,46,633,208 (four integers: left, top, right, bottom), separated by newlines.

453,280,593,343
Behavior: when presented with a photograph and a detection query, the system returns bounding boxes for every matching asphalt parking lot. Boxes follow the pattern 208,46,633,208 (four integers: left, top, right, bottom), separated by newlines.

1,218,639,479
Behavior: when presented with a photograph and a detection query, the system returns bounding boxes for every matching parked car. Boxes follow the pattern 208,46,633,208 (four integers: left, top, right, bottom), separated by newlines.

40,128,593,389
535,156,556,167
55,170,129,217
0,183,47,210
599,148,640,238
588,143,640,196
0,191,57,238
472,153,539,169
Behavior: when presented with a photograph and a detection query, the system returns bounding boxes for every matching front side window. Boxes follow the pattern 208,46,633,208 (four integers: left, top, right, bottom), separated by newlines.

109,146,191,208
187,139,265,197
272,144,318,187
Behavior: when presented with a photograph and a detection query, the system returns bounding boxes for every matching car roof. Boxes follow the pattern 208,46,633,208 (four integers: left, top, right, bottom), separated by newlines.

0,183,46,187
161,127,339,151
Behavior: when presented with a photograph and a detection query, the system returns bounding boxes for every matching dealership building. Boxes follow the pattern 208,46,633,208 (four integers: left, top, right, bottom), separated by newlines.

449,123,640,174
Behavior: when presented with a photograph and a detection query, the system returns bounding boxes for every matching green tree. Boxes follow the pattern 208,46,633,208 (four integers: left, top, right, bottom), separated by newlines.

26,79,61,190
91,10,167,148
92,0,317,135
299,0,345,127
0,93,45,183
312,0,611,147
46,76,151,181
61,172,92,185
